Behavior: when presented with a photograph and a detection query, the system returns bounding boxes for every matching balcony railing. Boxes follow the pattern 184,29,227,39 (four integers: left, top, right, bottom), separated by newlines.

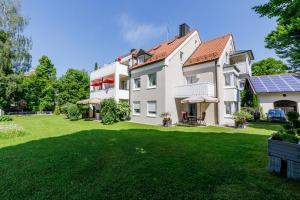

174,82,215,98
90,88,115,99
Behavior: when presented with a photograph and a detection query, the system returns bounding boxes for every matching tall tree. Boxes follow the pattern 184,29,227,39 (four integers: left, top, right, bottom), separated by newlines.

57,68,89,105
0,0,31,109
0,0,32,74
253,0,300,70
252,57,288,76
22,56,57,111
94,62,99,70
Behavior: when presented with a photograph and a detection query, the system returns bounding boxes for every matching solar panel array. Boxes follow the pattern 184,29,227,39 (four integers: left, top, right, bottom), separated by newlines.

250,74,300,93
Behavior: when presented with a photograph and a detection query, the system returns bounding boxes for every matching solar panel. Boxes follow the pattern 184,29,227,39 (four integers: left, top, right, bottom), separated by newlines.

250,74,300,93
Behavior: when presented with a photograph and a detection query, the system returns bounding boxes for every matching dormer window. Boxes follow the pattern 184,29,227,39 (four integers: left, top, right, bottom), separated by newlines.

138,55,145,64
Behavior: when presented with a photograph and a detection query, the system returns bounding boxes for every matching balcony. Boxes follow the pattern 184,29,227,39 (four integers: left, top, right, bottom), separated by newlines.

90,88,115,99
174,82,215,98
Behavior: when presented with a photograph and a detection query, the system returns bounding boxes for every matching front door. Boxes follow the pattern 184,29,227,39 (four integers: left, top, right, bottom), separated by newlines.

188,103,197,116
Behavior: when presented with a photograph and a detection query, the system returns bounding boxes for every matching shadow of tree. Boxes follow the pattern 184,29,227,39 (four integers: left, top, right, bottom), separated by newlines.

0,128,299,199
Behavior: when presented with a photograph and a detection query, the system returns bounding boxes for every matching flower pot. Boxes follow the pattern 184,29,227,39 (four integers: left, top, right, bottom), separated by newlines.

163,119,172,127
268,137,300,180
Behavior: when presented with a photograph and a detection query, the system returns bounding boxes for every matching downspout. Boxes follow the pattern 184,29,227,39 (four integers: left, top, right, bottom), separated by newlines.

214,60,219,124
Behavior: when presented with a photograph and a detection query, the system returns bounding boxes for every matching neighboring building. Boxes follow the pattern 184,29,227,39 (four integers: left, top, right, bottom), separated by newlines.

249,74,300,114
129,23,254,126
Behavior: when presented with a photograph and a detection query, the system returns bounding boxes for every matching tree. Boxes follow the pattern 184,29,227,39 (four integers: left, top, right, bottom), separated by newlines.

94,62,99,70
253,0,300,70
57,68,89,105
22,56,57,111
0,0,31,109
252,57,288,76
0,0,32,74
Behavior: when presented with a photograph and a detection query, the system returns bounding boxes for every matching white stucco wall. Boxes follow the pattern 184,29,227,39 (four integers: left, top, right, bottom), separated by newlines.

258,93,300,114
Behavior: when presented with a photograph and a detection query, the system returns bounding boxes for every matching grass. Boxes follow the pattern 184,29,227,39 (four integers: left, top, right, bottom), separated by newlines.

0,115,299,199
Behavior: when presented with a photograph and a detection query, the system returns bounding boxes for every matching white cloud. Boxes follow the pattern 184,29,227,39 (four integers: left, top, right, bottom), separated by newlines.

119,14,167,47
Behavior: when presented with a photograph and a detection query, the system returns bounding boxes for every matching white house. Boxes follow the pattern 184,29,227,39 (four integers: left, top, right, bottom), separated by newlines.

249,74,300,115
129,23,254,126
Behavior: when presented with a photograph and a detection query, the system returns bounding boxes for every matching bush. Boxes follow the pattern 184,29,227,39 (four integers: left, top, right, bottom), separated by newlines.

67,104,81,120
54,105,60,115
0,115,13,122
283,123,293,131
233,111,252,128
61,103,72,114
286,111,299,122
117,101,130,121
100,98,118,125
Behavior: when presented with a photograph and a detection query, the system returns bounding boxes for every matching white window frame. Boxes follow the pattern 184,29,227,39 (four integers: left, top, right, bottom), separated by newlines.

133,77,141,90
224,73,237,88
147,73,157,88
224,101,238,116
137,55,145,64
133,101,141,115
147,101,157,117
186,75,198,84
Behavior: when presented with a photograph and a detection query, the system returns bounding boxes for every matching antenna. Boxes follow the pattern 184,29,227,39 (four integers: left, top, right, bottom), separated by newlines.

166,24,170,41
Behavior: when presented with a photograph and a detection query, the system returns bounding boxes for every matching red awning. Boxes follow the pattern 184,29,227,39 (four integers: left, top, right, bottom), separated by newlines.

102,78,114,84
89,81,102,86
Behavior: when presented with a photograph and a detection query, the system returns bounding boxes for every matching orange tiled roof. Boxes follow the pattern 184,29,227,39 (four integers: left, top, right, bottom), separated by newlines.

183,34,232,67
131,30,197,69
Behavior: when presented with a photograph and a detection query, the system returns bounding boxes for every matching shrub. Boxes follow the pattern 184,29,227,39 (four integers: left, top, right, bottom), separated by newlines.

283,123,293,131
67,104,81,120
233,111,252,128
0,115,13,122
61,103,72,114
117,101,130,121
100,98,118,125
286,111,299,122
54,105,60,115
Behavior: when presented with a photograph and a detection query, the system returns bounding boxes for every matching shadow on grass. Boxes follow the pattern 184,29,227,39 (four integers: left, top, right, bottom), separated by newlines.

0,128,299,200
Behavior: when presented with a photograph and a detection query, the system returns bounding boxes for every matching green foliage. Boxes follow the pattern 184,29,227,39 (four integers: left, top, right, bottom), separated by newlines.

117,101,130,121
57,68,89,105
0,122,26,139
251,58,288,76
67,104,80,120
0,115,12,122
94,62,99,70
233,111,252,127
100,98,118,125
253,1,300,69
61,103,72,114
54,105,60,115
22,55,56,111
241,88,259,108
273,111,300,143
286,111,299,122
0,0,32,74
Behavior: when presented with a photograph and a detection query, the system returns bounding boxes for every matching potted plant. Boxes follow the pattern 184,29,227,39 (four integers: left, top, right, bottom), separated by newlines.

233,111,252,128
268,111,300,180
160,112,172,127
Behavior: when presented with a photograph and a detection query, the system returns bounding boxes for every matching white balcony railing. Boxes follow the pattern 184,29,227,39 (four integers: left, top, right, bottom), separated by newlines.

174,82,215,98
90,88,115,99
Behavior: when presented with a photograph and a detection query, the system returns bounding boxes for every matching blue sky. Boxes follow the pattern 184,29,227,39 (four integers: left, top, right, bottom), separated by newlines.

21,0,278,76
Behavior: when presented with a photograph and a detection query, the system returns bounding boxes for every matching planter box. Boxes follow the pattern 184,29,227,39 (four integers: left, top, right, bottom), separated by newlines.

268,138,300,180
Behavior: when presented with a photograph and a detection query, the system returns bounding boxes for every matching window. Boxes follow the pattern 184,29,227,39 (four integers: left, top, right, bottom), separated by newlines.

147,101,157,116
137,56,144,64
133,101,141,115
133,77,141,89
120,79,128,90
148,73,157,88
239,80,245,89
224,73,237,87
186,75,198,84
225,102,238,115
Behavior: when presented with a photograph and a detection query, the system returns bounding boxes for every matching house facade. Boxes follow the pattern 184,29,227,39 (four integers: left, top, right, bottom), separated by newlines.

249,74,300,115
129,24,254,126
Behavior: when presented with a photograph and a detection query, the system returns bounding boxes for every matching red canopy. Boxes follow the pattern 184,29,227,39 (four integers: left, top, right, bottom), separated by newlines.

89,81,102,86
102,78,114,84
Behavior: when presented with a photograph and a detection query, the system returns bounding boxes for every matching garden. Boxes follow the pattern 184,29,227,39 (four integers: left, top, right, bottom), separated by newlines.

0,115,299,199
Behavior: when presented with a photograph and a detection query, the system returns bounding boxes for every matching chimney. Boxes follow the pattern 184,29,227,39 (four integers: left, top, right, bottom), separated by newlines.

179,23,190,37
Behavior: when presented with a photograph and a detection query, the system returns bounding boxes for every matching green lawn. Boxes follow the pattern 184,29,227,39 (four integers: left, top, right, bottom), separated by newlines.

0,115,299,199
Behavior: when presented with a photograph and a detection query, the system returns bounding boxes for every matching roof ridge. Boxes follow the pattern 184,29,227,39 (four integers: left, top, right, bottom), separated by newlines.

201,33,232,44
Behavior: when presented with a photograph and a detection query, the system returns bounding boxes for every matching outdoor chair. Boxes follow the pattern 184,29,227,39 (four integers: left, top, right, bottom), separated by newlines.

181,111,188,123
198,112,206,125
